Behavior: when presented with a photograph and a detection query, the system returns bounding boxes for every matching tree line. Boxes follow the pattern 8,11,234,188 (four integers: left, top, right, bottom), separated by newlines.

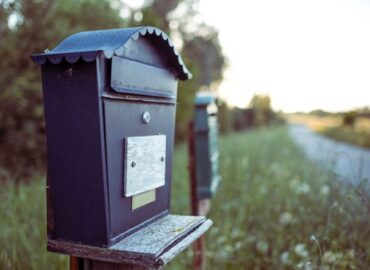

0,0,284,180
0,0,226,180
218,94,285,134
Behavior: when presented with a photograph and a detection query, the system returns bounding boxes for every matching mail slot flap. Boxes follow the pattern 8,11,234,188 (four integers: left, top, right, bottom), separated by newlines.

111,56,178,99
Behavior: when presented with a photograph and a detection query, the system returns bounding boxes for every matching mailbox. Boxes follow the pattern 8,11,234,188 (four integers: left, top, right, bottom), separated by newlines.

31,27,191,247
193,92,221,199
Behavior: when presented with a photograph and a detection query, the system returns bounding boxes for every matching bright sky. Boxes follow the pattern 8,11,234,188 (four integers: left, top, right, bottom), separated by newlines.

198,0,370,112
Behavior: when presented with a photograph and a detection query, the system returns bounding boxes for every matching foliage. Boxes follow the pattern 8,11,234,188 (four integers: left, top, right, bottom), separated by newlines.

0,0,226,178
342,111,357,127
0,0,125,180
308,109,334,117
229,94,285,131
169,127,370,269
248,94,274,127
2,128,369,269
217,99,232,134
288,112,370,148
0,176,68,270
321,126,370,149
231,107,255,131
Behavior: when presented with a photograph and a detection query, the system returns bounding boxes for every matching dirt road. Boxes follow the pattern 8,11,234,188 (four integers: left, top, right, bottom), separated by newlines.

289,124,370,192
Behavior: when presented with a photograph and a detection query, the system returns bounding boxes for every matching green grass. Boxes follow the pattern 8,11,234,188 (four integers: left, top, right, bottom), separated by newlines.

320,126,370,149
169,126,370,269
0,178,68,270
1,127,369,269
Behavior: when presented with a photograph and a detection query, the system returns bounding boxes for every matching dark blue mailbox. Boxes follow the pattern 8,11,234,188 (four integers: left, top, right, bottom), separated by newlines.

31,27,191,247
193,92,221,199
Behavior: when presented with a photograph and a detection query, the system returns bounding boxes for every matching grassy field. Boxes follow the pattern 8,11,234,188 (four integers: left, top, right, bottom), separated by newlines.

287,114,370,148
1,127,370,269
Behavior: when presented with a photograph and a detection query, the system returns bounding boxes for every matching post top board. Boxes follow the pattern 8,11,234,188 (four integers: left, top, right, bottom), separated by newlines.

47,215,212,269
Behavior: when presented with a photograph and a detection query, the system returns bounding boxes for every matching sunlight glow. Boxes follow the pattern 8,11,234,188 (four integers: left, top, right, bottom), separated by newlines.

199,0,370,112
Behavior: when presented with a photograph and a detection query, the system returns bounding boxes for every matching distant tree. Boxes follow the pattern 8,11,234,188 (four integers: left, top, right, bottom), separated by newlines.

342,111,357,127
308,109,333,117
0,0,126,180
0,0,226,179
358,106,370,118
231,107,255,131
217,100,232,134
248,94,273,127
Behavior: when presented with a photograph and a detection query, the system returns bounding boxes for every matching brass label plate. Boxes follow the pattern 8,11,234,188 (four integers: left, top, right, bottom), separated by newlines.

132,190,156,210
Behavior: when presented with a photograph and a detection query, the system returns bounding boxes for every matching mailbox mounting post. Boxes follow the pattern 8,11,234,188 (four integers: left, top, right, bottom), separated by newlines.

187,92,221,270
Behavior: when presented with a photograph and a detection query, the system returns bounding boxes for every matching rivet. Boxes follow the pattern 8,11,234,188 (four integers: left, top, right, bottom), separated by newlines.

131,161,136,167
161,157,164,162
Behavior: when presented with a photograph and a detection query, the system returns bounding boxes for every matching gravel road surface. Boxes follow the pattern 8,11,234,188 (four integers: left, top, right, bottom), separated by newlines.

289,124,370,193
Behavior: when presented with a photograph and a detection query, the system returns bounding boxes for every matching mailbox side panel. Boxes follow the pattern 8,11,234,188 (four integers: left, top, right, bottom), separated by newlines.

41,61,108,246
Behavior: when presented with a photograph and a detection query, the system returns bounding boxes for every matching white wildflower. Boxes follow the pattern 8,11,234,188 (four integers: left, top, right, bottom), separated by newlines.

256,240,269,254
297,261,313,270
280,251,290,264
290,179,311,194
310,235,317,242
294,243,309,257
296,183,311,194
320,185,330,196
279,211,295,225
323,251,343,264
234,241,242,250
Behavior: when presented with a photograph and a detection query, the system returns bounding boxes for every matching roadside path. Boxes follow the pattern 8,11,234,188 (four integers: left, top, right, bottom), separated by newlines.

289,124,370,193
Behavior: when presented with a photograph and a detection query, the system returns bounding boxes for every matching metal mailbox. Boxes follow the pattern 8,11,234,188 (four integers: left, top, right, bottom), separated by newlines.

31,27,191,247
193,92,221,199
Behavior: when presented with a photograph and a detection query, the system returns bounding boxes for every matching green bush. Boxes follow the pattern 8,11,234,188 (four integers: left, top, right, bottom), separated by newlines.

342,111,357,127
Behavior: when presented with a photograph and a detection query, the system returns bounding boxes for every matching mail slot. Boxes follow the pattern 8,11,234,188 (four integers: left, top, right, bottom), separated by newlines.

31,27,191,247
193,92,221,199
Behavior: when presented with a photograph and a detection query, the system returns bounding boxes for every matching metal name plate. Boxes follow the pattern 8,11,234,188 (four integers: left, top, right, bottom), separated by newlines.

124,135,166,197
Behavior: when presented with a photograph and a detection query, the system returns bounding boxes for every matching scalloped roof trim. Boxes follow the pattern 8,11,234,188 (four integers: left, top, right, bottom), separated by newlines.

31,27,191,80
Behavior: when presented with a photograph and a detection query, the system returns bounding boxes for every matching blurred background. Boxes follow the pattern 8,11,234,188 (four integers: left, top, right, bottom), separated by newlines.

1,0,369,269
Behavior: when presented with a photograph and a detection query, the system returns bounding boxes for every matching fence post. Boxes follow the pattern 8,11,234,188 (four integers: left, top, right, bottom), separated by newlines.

188,121,206,270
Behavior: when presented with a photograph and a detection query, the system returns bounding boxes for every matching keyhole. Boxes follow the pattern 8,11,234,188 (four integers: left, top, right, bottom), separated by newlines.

142,112,150,124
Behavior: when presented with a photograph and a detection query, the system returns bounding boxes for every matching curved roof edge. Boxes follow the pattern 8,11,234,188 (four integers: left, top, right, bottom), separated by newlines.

31,26,191,80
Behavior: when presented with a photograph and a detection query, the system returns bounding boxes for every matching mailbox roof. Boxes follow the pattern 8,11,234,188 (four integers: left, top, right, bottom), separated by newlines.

31,27,191,80
194,92,217,106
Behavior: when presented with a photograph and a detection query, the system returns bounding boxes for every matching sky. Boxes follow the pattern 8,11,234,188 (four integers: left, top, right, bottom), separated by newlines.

123,0,370,112
197,0,370,112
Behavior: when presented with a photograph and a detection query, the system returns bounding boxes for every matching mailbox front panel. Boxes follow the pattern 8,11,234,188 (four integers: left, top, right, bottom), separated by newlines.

103,100,175,242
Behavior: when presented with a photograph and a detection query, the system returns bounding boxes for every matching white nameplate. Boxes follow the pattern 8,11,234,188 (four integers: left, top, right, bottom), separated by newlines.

124,135,166,197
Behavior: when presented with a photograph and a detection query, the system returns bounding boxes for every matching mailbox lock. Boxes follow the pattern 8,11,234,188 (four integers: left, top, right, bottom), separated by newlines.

142,112,151,124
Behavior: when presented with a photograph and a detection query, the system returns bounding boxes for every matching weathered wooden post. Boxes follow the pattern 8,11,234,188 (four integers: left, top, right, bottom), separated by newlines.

31,27,212,269
188,92,221,270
